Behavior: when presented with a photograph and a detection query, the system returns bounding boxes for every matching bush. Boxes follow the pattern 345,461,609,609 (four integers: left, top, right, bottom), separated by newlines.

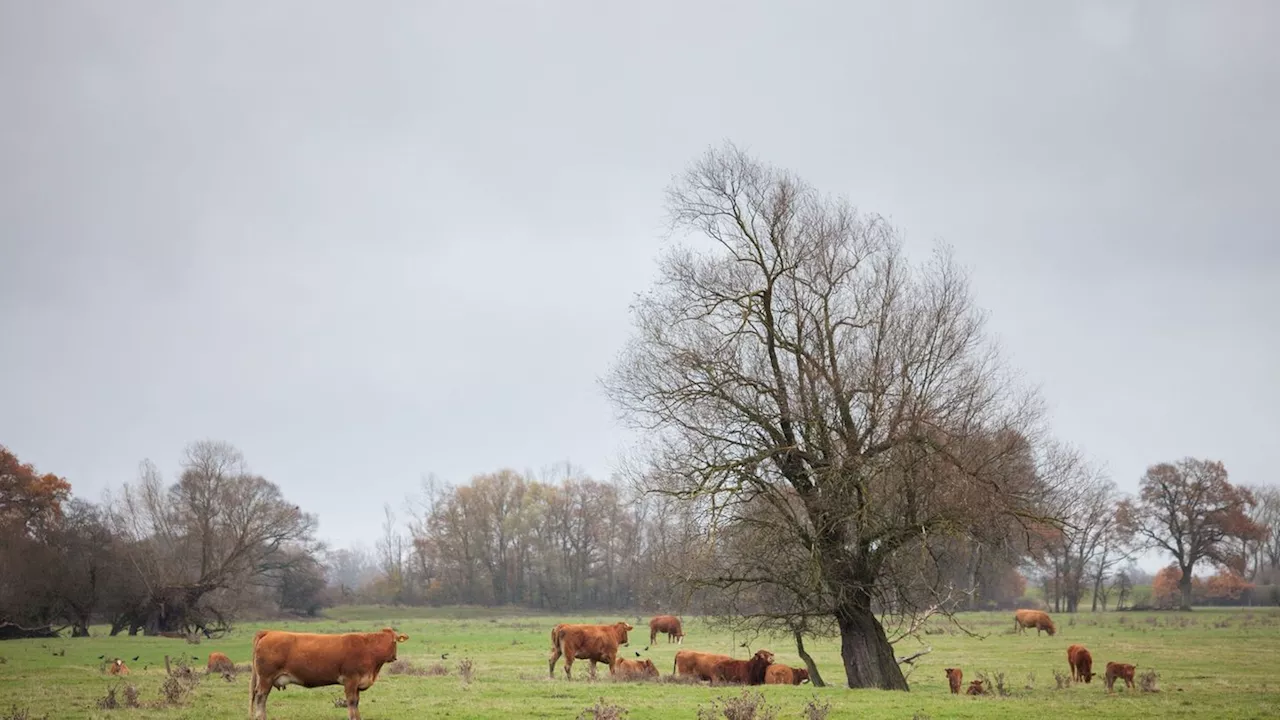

1139,670,1159,693
457,658,475,686
802,695,831,720
577,697,628,720
697,690,779,720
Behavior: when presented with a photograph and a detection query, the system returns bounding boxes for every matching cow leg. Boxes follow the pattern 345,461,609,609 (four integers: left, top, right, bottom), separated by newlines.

650,629,657,645
250,674,271,720
563,656,574,680
549,646,562,679
588,659,598,679
344,681,362,720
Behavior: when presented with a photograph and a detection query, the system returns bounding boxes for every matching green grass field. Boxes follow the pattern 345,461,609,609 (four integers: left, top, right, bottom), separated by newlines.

2,606,1278,719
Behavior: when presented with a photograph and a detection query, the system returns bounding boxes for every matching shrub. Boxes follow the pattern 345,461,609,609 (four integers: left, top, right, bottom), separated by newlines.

802,695,831,720
577,697,628,720
696,690,779,720
457,658,475,686
3,705,47,720
1053,669,1072,690
1139,670,1160,693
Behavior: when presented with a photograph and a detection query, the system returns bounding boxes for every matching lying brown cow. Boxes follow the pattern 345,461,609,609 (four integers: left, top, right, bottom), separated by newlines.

1013,609,1057,636
250,627,408,720
945,667,962,694
966,679,985,695
548,622,633,679
674,649,732,681
207,651,235,674
712,650,774,685
612,657,659,680
1067,644,1094,683
1105,662,1136,692
107,658,129,676
649,614,684,644
763,663,809,685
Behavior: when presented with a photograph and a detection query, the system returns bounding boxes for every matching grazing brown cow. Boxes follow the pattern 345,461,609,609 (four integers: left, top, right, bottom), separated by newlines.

711,650,774,686
763,663,810,685
548,622,633,680
1105,662,1136,692
673,649,733,681
107,658,129,675
1013,609,1057,636
207,651,235,674
966,679,985,695
1066,644,1095,683
648,615,684,644
612,657,659,680
250,627,408,720
945,667,963,694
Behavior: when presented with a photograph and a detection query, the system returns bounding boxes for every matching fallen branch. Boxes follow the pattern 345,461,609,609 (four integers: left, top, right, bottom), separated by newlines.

0,622,60,640
896,646,932,665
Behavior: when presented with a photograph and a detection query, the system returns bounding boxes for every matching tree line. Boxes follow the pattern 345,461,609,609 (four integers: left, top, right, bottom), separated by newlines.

3,143,1277,692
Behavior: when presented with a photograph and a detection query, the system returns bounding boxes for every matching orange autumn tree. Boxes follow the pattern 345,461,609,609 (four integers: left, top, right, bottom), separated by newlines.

0,444,71,540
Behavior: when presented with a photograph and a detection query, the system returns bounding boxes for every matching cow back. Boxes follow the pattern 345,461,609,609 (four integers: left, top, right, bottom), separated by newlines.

253,630,399,689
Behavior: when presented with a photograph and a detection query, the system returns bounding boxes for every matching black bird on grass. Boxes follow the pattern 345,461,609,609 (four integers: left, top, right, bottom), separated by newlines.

634,652,641,657
132,656,139,661
441,653,449,660
97,655,105,659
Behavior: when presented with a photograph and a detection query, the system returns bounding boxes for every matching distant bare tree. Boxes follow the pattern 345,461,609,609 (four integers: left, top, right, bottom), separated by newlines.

1119,458,1261,611
1038,469,1131,612
1245,485,1280,579
604,143,1064,690
110,440,317,635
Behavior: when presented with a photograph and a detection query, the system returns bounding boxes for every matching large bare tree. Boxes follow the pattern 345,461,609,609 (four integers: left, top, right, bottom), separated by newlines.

110,440,317,634
604,143,1062,690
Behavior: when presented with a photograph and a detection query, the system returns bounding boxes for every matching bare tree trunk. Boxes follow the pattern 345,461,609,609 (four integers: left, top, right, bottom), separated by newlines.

836,601,908,690
793,630,825,688
1179,565,1194,611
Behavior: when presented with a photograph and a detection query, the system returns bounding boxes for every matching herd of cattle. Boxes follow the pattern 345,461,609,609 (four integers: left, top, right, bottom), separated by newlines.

94,608,1142,719
945,608,1140,695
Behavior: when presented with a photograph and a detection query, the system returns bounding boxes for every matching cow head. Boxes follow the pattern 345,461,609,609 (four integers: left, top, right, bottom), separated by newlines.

753,650,775,665
1081,670,1095,683
794,667,810,685
638,659,658,677
614,622,634,646
381,627,410,660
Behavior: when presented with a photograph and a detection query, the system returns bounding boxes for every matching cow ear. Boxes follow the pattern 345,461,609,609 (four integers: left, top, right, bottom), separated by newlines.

396,634,409,643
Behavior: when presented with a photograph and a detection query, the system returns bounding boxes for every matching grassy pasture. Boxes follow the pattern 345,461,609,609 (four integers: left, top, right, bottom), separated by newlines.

1,606,1278,719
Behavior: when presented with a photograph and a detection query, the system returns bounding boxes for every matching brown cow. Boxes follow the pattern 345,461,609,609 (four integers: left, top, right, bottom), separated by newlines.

1013,609,1057,636
250,627,408,720
966,679,985,695
763,663,810,685
1066,644,1094,683
945,667,963,694
673,649,733,681
711,650,774,686
1105,662,1136,692
107,658,129,676
207,651,235,674
548,622,633,679
648,615,684,644
612,657,659,680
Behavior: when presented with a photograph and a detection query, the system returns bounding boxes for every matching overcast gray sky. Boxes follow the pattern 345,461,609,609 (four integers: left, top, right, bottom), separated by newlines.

2,1,1276,563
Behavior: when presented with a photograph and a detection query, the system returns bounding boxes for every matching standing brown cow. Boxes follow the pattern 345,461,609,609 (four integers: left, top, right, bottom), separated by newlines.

648,615,684,644
1013,609,1057,636
945,667,963,694
673,649,733,681
1105,662,1136,692
711,650,774,685
250,627,408,720
1066,644,1094,683
548,622,633,679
